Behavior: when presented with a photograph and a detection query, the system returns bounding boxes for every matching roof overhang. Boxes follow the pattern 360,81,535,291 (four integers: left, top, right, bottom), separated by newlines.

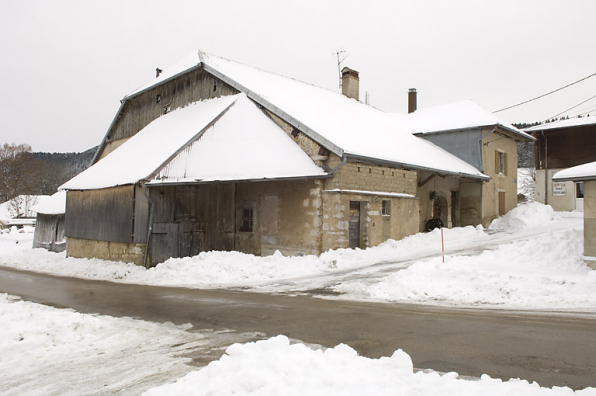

345,153,490,182
144,173,331,187
415,124,535,143
552,175,596,183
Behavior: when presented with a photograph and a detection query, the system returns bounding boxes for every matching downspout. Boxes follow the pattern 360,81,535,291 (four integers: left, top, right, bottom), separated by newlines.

327,153,347,175
541,131,548,205
319,153,347,254
141,183,155,269
477,127,497,173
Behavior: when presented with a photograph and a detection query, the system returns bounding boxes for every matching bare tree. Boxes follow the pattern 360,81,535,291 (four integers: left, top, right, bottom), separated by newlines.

0,143,34,203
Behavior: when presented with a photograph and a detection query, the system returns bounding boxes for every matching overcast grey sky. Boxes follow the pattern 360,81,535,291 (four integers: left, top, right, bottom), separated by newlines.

2,0,596,153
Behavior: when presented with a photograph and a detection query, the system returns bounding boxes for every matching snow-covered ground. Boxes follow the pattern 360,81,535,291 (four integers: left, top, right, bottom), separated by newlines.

0,293,264,395
2,294,594,395
1,202,594,394
0,202,590,311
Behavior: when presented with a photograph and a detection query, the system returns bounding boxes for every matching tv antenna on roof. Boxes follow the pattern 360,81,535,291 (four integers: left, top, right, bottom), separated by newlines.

332,49,349,90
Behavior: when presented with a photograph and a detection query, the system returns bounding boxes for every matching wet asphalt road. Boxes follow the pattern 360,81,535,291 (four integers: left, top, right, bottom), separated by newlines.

1,266,595,390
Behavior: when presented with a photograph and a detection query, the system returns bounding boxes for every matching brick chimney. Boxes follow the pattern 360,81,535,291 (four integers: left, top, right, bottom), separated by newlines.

341,67,359,101
408,88,417,113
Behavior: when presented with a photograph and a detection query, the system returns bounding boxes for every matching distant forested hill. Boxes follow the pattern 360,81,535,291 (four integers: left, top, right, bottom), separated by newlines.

31,146,97,195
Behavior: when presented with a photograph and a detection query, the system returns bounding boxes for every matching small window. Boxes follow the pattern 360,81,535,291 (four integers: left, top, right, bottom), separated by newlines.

156,94,161,103
318,147,329,156
213,80,217,92
577,182,584,199
382,200,391,216
496,151,507,175
240,208,254,232
163,104,171,114
291,128,300,138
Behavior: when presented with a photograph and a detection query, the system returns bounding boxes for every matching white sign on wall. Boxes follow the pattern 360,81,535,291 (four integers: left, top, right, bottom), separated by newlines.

553,182,566,196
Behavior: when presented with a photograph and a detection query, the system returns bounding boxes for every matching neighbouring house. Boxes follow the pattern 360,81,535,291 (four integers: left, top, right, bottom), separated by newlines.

525,117,596,211
0,195,48,229
403,95,535,227
553,162,596,269
31,190,66,252
61,51,527,267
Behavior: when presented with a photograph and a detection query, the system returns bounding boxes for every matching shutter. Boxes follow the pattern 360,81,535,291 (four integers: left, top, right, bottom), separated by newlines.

495,150,499,174
504,153,508,176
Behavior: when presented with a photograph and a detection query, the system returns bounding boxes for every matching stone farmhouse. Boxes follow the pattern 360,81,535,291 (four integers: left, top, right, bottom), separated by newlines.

61,51,531,267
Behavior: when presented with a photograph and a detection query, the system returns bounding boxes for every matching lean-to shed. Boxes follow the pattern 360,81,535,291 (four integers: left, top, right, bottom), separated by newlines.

31,190,66,252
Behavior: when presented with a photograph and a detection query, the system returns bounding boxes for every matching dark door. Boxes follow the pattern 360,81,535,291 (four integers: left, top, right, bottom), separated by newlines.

349,201,360,249
498,191,506,216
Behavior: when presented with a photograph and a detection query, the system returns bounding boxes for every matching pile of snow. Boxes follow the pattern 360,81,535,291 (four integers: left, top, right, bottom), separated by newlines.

144,335,593,396
0,225,488,289
0,294,210,395
337,227,595,309
489,202,554,231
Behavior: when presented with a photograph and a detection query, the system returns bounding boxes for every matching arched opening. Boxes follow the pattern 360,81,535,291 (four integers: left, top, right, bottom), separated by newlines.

425,192,449,232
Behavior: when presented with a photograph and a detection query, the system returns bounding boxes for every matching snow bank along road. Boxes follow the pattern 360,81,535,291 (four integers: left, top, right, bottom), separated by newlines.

1,266,595,390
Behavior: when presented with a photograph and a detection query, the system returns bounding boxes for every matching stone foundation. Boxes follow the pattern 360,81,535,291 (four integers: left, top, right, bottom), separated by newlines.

66,237,146,266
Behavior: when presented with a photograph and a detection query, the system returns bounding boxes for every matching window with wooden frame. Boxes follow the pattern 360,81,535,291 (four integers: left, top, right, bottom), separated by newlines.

382,200,391,216
495,150,507,175
240,208,254,232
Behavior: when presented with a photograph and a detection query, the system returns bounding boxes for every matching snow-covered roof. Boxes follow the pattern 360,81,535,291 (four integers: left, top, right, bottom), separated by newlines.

553,161,596,182
524,116,596,132
400,100,534,142
30,190,66,215
121,51,489,181
61,94,327,190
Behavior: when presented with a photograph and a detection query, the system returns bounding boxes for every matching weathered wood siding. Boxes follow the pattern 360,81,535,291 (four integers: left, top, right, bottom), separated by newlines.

96,69,239,161
148,184,235,266
534,125,596,170
65,186,134,243
133,185,150,244
33,213,66,252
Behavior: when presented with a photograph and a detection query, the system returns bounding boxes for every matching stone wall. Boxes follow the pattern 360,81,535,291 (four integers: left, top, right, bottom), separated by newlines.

321,190,419,251
66,237,145,266
324,156,417,195
234,179,323,256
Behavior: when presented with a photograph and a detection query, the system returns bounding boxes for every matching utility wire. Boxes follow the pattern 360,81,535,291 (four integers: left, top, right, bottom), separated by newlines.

493,72,596,113
546,93,596,121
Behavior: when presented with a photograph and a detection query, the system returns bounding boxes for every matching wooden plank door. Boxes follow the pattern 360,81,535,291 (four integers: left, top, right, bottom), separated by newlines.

498,191,506,216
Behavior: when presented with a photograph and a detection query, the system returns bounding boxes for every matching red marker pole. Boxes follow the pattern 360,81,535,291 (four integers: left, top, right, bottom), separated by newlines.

441,227,445,263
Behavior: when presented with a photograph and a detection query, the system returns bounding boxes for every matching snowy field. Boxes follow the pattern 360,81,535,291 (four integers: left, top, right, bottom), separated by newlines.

0,202,591,311
1,202,594,394
2,294,595,396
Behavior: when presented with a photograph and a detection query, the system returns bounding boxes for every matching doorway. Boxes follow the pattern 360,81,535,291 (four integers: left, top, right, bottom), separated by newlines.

498,191,506,216
349,201,360,249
